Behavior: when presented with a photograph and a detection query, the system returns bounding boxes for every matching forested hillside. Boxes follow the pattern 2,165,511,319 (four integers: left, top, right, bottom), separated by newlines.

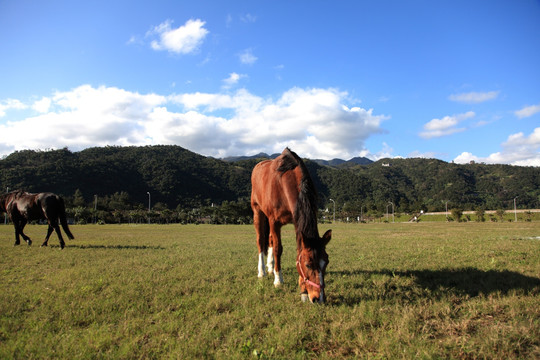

0,146,538,223
314,158,539,215
0,146,251,208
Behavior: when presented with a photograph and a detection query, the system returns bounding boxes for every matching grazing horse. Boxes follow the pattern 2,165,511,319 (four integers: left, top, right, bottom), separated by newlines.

0,190,74,249
251,148,331,303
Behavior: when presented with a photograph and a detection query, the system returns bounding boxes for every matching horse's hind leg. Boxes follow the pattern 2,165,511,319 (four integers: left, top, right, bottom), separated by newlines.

269,222,284,287
49,220,66,249
254,210,269,278
41,225,54,247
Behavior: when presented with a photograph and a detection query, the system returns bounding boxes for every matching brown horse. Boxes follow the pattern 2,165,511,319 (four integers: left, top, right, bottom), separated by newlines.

251,148,331,303
0,190,74,249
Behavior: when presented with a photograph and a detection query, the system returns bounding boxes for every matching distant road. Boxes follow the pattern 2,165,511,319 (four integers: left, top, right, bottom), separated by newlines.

424,209,540,215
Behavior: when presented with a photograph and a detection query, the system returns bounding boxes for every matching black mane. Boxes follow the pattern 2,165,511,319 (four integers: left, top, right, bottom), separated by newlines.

277,148,319,246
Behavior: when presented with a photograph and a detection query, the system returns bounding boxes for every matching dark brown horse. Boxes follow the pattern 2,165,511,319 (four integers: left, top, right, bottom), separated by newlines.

0,190,74,249
251,148,331,303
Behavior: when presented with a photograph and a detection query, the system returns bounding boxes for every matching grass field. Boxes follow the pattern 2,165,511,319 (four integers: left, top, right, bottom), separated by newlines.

1,222,539,359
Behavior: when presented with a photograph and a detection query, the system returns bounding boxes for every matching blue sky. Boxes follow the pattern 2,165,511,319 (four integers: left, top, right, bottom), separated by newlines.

1,0,539,165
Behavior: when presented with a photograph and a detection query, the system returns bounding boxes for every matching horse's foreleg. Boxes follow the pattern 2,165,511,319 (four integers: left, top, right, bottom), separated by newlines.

14,219,32,246
13,226,21,246
269,222,284,287
257,252,266,278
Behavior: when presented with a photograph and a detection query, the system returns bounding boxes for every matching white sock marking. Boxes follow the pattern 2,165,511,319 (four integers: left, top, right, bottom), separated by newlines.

266,247,274,274
273,270,283,287
258,252,266,278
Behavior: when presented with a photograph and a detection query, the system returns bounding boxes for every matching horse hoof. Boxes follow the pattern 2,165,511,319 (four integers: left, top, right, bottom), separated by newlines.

26,240,32,246
301,293,309,302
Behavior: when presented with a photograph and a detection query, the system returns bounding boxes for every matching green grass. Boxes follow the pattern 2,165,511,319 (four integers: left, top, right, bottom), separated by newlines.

1,222,539,359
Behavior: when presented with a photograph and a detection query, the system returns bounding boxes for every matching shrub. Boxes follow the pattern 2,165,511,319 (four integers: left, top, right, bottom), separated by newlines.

451,208,463,222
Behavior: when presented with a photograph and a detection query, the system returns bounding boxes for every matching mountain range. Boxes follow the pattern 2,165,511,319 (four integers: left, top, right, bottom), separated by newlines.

1,145,538,214
222,153,373,167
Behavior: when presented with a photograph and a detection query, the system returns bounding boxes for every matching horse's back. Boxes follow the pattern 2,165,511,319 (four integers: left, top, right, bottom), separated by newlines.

251,159,274,209
36,192,64,213
36,192,60,204
251,155,297,224
10,192,42,219
251,159,273,189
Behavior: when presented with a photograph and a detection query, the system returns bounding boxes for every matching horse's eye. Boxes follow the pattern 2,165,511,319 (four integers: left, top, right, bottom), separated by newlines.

305,263,313,270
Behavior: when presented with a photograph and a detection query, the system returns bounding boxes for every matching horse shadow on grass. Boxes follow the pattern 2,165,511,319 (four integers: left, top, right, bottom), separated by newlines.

327,267,540,306
53,244,166,250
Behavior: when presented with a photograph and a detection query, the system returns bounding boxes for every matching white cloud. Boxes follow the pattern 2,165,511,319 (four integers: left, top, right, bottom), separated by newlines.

239,49,257,65
366,142,394,160
0,85,166,154
0,85,387,160
454,127,540,166
407,150,438,159
126,35,142,46
420,111,475,139
148,19,208,54
222,72,246,88
449,91,499,104
240,13,257,23
0,99,26,117
32,97,52,113
515,103,540,119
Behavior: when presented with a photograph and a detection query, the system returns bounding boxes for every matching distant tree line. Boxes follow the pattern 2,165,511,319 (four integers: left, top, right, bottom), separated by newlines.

312,157,540,221
65,189,252,225
1,146,538,224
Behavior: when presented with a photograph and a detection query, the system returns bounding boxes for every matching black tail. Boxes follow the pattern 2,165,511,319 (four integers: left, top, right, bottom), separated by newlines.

58,197,74,240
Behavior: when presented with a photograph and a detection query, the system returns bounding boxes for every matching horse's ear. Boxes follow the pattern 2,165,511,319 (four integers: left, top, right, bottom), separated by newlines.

322,229,331,246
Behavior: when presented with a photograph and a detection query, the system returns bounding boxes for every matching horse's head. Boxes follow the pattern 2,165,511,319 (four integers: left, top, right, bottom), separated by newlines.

296,229,331,303
0,190,23,213
0,192,13,212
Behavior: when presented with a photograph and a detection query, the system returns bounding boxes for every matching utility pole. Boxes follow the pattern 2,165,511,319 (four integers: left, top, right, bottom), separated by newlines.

4,187,8,225
329,199,335,224
147,192,151,224
514,197,518,222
